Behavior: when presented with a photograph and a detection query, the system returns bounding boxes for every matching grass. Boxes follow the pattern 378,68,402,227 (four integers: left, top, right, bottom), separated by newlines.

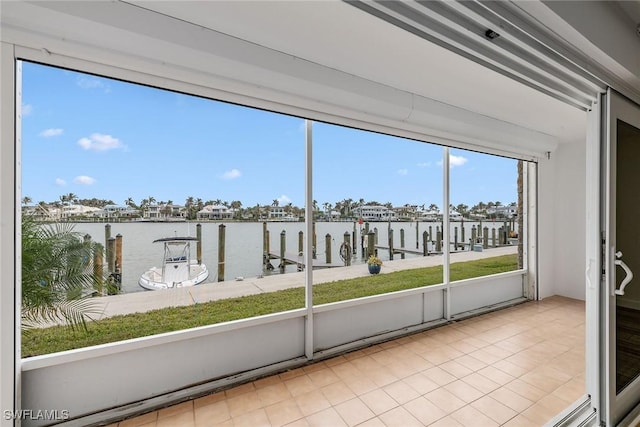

22,254,518,357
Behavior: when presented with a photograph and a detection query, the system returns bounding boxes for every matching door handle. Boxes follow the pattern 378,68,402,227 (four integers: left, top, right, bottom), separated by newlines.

615,251,633,296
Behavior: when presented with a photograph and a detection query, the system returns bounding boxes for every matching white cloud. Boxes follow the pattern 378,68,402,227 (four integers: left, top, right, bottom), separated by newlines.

417,162,431,168
437,154,469,168
277,195,291,204
55,178,66,186
22,104,33,116
73,175,96,185
222,168,241,180
77,76,110,92
397,168,409,176
450,154,468,167
78,133,124,151
40,128,63,138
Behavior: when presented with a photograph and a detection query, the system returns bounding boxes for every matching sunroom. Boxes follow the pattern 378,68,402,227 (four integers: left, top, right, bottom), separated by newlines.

1,1,640,426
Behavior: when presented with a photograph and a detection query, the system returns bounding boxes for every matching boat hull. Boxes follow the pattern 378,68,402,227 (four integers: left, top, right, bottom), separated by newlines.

138,262,209,290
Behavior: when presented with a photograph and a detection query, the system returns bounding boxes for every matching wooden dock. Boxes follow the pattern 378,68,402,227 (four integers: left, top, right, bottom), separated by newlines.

265,252,339,270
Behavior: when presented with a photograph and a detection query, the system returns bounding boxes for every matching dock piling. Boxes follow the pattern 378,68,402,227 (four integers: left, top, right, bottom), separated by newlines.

325,233,332,264
483,226,489,249
367,231,375,259
279,230,286,273
388,228,394,261
298,231,304,255
400,228,405,259
423,231,429,256
218,224,226,281
196,223,202,265
93,243,103,296
343,232,351,266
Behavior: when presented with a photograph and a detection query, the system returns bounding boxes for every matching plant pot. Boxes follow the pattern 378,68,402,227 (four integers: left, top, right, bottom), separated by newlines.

368,264,381,274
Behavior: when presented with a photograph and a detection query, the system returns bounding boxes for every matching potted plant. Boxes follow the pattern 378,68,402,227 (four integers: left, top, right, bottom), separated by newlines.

367,255,383,274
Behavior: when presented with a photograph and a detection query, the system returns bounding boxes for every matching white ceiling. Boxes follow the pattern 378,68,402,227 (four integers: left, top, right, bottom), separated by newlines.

125,0,587,144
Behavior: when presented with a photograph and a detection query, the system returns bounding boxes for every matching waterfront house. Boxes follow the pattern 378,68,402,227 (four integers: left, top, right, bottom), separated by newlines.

353,205,397,221
96,204,139,219
197,204,233,220
2,2,640,426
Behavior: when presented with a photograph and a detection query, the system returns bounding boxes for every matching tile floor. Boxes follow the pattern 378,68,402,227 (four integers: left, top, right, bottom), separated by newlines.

108,296,585,427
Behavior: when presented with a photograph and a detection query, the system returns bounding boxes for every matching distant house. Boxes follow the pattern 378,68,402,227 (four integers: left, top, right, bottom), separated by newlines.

486,205,517,218
197,204,233,220
22,203,56,221
353,205,396,221
97,204,139,219
60,204,101,219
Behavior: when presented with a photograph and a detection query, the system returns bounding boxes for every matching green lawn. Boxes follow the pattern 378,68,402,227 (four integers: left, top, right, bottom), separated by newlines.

22,254,518,357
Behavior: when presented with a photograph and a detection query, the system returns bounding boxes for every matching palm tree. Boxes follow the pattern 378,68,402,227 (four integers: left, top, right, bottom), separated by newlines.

272,199,279,207
22,196,32,206
21,217,100,330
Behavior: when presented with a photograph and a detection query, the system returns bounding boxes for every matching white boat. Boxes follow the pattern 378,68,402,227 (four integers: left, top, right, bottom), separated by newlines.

139,237,209,290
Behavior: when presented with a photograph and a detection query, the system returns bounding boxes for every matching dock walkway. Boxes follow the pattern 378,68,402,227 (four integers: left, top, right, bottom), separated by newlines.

91,246,518,321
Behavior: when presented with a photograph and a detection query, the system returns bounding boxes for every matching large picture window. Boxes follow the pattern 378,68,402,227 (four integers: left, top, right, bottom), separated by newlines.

20,62,528,357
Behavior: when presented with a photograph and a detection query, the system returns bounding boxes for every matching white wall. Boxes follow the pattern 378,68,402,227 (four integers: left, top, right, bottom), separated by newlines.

538,140,587,300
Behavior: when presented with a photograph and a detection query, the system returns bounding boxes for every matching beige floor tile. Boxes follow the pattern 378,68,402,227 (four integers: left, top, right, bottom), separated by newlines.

258,382,294,407
439,360,473,379
232,408,270,427
460,372,500,394
280,368,306,381
360,389,399,415
307,368,340,388
356,417,386,427
303,361,327,374
488,386,534,413
334,397,375,426
254,375,286,390
424,387,466,414
491,359,530,378
520,401,564,425
344,375,378,396
442,380,484,403
504,378,548,402
403,396,448,425
453,354,488,372
156,410,195,427
224,381,255,398
470,395,518,424
366,368,399,388
194,392,226,409
450,405,499,427
427,415,464,426
501,414,540,427
283,418,310,427
194,400,230,426
305,407,348,427
422,366,457,386
324,355,348,367
157,401,193,419
226,390,263,418
294,390,332,417
519,366,571,393
477,365,515,386
551,378,586,403
402,372,440,395
385,361,419,379
382,380,421,404
377,406,423,427
321,381,356,405
285,375,317,397
264,398,304,427
422,345,464,365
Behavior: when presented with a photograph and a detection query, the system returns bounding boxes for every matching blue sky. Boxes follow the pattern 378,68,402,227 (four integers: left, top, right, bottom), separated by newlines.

21,61,517,209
